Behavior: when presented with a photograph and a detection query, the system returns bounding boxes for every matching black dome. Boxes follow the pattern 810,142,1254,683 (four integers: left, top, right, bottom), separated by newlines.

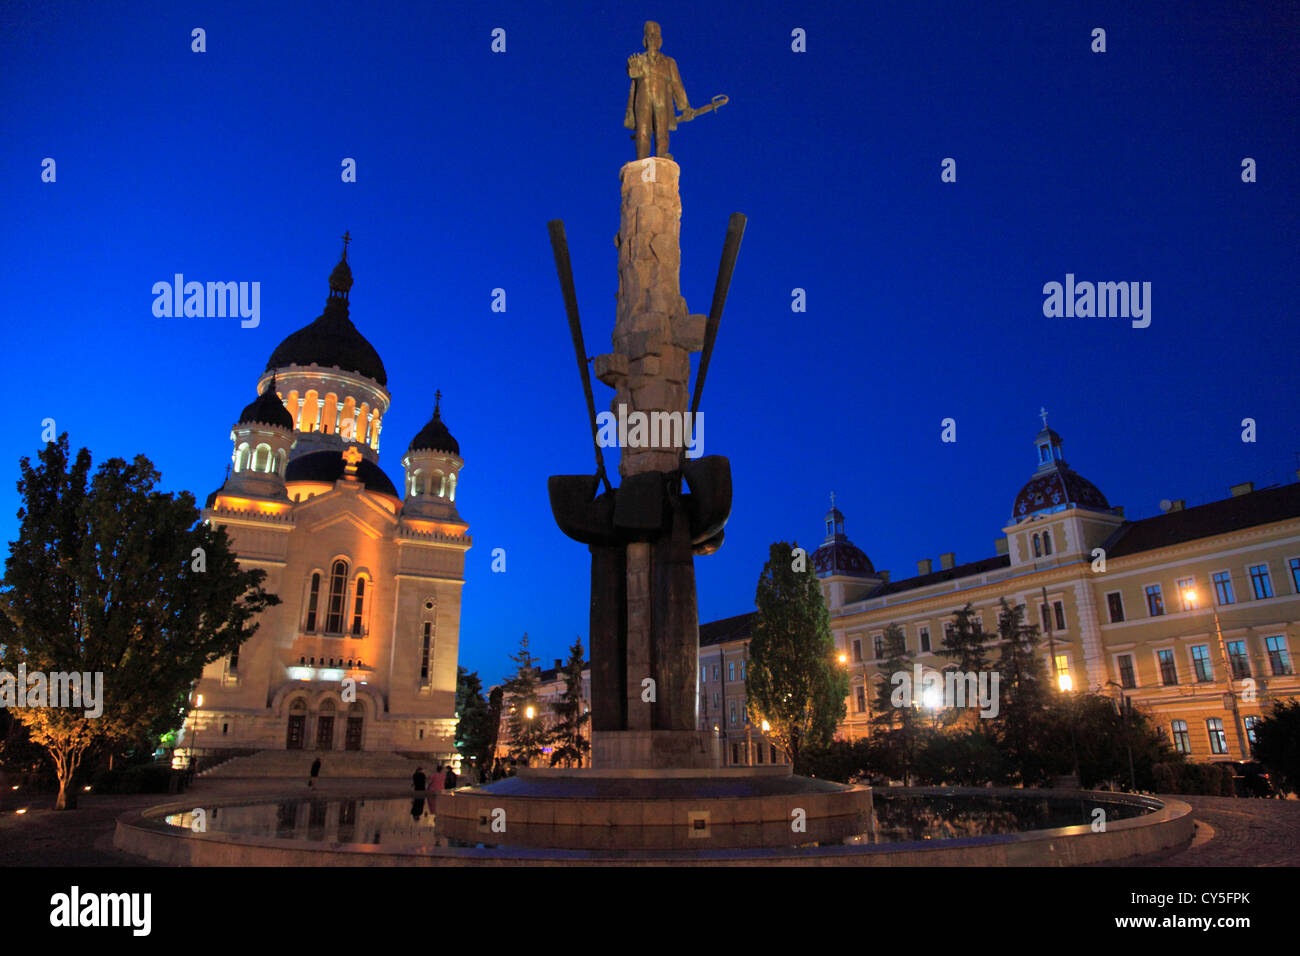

1013,467,1110,521
265,299,388,386
284,449,400,499
238,383,293,430
408,408,460,455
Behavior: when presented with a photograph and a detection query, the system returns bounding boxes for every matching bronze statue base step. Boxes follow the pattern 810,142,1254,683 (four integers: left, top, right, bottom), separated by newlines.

592,729,720,770
433,770,873,851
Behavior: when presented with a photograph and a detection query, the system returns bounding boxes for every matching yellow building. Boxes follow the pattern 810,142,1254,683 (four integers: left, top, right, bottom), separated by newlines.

818,418,1299,763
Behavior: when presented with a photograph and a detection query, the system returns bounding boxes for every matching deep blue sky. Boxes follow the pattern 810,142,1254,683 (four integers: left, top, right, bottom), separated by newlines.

3,0,1297,684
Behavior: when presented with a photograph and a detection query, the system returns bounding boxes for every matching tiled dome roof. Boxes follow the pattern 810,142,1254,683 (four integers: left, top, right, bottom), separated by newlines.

237,379,293,430
1013,467,1110,520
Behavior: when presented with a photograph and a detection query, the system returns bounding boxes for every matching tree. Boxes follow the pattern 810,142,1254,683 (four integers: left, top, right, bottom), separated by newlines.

936,603,990,733
1253,698,1300,795
500,632,547,766
992,598,1052,785
454,667,491,772
485,686,504,770
0,436,277,808
871,623,924,784
547,638,591,768
747,541,848,768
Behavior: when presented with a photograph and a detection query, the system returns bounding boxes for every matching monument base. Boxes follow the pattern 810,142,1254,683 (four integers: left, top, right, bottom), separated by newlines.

434,766,873,851
591,729,720,770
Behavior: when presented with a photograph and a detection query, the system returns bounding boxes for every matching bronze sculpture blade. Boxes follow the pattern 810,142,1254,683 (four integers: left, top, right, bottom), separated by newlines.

689,212,747,419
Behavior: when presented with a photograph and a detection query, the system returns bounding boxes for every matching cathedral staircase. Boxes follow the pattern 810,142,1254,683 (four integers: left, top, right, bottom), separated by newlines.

199,750,434,780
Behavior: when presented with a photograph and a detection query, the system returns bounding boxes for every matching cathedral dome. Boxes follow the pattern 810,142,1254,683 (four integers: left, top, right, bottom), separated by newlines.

285,449,400,499
264,239,387,385
238,378,294,430
812,499,875,578
408,395,459,455
1012,414,1111,522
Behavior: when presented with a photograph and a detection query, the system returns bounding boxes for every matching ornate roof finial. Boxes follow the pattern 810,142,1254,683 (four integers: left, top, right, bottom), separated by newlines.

830,490,836,510
341,229,352,262
1039,406,1049,429
434,389,442,417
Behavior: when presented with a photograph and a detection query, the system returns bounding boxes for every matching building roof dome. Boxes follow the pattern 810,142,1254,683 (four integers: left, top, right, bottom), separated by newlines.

264,236,387,385
237,377,294,430
284,449,400,499
812,495,874,578
1012,411,1111,522
408,392,460,455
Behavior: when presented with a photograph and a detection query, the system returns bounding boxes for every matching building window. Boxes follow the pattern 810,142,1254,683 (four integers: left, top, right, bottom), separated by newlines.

229,645,239,674
731,743,739,765
943,621,955,643
1145,584,1165,617
1265,636,1292,675
712,664,719,681
1053,654,1070,687
419,621,433,681
1191,645,1212,683
325,560,349,633
1157,649,1178,686
701,665,707,683
1039,601,1064,633
740,660,746,680
1171,719,1191,754
1290,557,1300,594
1042,530,1052,555
1249,564,1273,600
234,442,250,472
1212,571,1235,605
305,572,321,632
728,661,735,682
853,685,867,713
350,577,368,636
1053,601,1065,631
872,634,884,659
1106,592,1125,623
1244,716,1260,754
712,692,718,707
1227,640,1250,679
918,626,931,652
729,701,737,726
1176,577,1196,610
852,638,862,662
1206,718,1228,755
1032,534,1041,558
771,745,779,764
1117,654,1136,689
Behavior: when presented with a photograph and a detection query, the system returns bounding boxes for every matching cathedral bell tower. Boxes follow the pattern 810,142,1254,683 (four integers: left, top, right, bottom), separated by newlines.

222,375,295,500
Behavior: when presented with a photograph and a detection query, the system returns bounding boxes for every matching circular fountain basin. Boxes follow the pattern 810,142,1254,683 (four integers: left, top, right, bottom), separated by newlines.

114,783,1193,866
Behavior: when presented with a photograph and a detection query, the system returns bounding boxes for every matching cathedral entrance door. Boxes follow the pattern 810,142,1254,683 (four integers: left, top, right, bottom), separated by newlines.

286,715,305,750
316,715,335,750
345,716,363,750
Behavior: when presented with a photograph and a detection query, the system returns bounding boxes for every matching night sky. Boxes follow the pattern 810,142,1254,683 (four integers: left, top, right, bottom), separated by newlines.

3,0,1297,683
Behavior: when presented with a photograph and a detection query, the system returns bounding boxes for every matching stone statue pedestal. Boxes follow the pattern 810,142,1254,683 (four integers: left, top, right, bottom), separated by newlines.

592,729,720,770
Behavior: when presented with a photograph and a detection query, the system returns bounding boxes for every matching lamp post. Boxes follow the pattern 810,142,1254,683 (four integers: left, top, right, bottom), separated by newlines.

1183,587,1249,760
1104,680,1137,792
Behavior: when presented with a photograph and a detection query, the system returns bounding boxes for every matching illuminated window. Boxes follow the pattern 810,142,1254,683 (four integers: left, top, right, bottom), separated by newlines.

1206,718,1228,755
325,560,349,633
411,470,424,496
1291,558,1300,594
350,577,368,636
305,573,321,632
1244,716,1260,754
1171,719,1191,754
1176,577,1196,610
729,700,737,726
252,443,271,472
234,442,251,472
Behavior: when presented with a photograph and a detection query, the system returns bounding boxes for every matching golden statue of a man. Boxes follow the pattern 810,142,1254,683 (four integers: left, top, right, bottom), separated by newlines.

625,21,693,160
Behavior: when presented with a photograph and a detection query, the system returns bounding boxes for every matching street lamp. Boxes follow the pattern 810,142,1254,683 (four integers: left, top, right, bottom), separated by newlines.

1057,672,1073,692
1103,679,1137,792
1182,587,1249,760
188,693,204,774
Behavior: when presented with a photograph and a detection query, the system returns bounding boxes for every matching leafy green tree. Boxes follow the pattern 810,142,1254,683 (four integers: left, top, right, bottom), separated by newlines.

1045,693,1180,791
1253,697,1300,795
0,436,277,808
454,667,491,773
547,638,590,768
871,623,925,783
746,541,848,767
500,632,546,766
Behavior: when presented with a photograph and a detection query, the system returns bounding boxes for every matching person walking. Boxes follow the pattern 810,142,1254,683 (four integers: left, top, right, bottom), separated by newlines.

429,765,445,794
444,764,458,791
309,757,322,788
412,766,427,791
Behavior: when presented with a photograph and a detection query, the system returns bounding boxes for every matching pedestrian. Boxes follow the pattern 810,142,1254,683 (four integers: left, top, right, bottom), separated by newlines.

444,764,458,790
412,766,427,791
429,764,445,793
309,757,321,788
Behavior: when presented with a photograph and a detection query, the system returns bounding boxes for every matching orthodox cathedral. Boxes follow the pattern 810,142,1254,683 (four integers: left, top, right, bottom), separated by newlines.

188,237,470,762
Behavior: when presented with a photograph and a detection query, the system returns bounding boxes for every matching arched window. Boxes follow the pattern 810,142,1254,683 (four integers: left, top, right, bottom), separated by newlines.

419,598,436,684
351,576,369,637
305,572,321,631
411,470,424,497
276,448,287,476
1032,533,1042,558
325,560,349,633
1042,529,1053,555
448,473,457,503
435,472,446,498
252,443,271,472
235,443,251,472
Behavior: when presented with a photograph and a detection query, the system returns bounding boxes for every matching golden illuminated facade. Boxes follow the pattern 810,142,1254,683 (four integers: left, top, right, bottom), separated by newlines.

188,240,470,761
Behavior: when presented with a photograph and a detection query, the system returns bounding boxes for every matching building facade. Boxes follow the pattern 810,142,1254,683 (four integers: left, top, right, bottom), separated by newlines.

185,240,471,762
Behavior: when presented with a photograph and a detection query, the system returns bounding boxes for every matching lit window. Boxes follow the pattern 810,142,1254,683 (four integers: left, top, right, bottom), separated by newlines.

1213,571,1235,606
1249,564,1273,600
1290,558,1300,594
305,573,321,632
325,560,349,633
1191,645,1212,682
1206,718,1228,755
728,661,735,681
1244,716,1260,754
350,577,367,636
1265,636,1292,675
1171,720,1191,754
1145,584,1165,617
729,700,737,726
1176,577,1196,610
